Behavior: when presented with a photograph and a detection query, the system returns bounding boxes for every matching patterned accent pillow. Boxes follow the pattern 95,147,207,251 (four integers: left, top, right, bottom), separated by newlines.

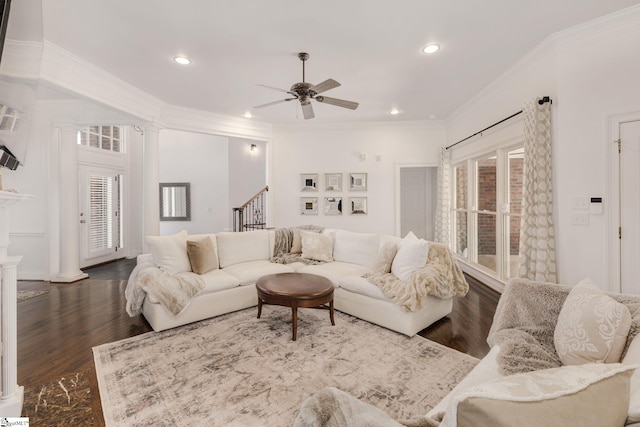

186,236,218,275
300,230,333,262
554,278,632,365
442,363,634,427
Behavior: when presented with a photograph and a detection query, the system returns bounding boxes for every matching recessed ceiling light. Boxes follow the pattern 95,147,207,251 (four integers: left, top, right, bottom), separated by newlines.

390,108,400,115
244,111,253,119
174,56,191,65
422,44,440,54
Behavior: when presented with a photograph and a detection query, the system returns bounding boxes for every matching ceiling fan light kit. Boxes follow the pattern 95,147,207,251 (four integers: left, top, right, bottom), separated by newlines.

255,52,359,119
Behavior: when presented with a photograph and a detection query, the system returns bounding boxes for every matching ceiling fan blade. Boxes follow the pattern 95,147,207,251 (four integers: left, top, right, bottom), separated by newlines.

301,101,315,120
315,96,359,110
257,84,291,94
310,78,340,94
254,98,295,109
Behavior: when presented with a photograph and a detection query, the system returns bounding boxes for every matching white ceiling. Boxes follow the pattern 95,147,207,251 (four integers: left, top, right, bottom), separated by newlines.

19,0,640,123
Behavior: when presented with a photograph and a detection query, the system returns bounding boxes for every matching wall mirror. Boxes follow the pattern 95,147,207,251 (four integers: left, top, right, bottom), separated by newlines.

325,173,342,191
159,182,191,221
349,173,367,191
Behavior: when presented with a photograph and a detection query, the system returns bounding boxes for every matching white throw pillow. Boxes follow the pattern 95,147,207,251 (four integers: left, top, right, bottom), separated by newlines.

441,363,635,427
301,230,334,262
554,278,632,365
332,230,380,269
145,230,191,276
391,232,428,281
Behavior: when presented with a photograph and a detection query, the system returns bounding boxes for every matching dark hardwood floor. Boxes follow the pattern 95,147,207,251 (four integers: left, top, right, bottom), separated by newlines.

17,259,499,425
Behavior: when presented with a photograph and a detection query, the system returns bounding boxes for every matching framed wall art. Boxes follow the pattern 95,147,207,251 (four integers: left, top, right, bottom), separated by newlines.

300,197,318,215
349,173,367,191
325,173,343,191
300,173,318,191
350,197,367,215
324,197,343,215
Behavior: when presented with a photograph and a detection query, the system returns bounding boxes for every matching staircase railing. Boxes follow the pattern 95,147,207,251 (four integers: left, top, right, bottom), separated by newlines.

232,185,269,232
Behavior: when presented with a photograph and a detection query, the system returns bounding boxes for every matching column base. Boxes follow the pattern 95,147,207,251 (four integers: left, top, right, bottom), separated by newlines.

52,272,88,283
0,385,24,417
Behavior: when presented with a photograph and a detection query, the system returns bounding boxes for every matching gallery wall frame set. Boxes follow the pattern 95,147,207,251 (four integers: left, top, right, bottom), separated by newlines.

299,196,367,215
300,173,367,192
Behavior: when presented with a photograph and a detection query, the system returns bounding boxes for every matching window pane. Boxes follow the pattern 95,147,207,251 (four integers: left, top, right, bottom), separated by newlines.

101,126,111,137
101,136,112,150
455,165,467,209
477,157,496,211
509,148,525,215
89,134,100,148
455,211,468,257
112,126,120,139
477,212,496,272
89,125,99,134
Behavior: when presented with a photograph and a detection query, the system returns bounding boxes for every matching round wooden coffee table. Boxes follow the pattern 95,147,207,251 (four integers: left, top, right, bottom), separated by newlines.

256,272,335,341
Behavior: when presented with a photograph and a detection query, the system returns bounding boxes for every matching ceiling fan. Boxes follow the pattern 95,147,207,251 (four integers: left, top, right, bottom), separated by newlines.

254,52,359,119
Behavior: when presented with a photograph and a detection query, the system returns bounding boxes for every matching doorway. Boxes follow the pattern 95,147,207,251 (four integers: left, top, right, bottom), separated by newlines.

79,166,124,268
398,166,437,239
618,119,640,294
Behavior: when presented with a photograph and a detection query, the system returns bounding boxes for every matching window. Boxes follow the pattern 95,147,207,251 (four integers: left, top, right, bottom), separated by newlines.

451,145,525,280
0,104,20,133
77,125,123,153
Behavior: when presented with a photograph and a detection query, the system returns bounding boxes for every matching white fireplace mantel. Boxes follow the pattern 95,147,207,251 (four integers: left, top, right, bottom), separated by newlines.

0,190,33,416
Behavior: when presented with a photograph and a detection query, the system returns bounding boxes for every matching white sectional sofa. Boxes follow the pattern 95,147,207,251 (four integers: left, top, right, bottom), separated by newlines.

126,228,466,336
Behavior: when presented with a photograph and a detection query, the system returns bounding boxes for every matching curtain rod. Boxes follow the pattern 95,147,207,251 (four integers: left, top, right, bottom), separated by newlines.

445,96,552,150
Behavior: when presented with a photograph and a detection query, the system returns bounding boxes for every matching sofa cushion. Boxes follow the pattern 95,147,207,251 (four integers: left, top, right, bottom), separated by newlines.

332,230,380,270
186,235,218,274
442,363,634,427
145,230,191,276
298,262,370,286
338,276,388,301
301,231,334,262
222,260,294,285
216,230,271,268
554,278,632,365
623,329,640,423
391,232,428,281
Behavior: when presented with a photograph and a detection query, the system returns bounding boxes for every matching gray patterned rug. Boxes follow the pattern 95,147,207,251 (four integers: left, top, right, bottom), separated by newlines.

17,289,49,302
93,307,478,426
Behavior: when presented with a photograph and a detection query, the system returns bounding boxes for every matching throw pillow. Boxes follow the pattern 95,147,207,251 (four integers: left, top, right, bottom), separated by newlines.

301,230,333,263
145,230,191,276
186,236,218,275
441,363,635,427
390,232,428,281
332,230,380,269
554,278,632,365
291,228,320,254
372,241,398,274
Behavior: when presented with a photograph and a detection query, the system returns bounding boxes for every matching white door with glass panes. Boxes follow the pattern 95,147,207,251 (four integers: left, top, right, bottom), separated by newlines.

79,166,123,268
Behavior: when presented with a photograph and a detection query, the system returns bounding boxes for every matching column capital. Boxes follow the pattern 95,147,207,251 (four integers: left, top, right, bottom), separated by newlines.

139,122,164,135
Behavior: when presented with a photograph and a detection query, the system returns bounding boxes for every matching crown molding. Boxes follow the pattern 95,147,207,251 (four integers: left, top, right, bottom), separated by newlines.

274,119,446,133
37,41,164,122
158,104,272,142
0,39,43,80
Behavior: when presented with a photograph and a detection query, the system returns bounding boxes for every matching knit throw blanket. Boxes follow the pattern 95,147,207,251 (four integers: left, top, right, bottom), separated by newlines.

364,243,469,313
271,225,325,265
125,260,204,317
487,279,640,375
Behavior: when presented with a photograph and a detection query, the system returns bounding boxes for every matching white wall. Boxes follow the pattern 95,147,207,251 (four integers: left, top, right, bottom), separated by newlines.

270,121,446,235
228,138,267,208
446,6,640,288
158,130,229,235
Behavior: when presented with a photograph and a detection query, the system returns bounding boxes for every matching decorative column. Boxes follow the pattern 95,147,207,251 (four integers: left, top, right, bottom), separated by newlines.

53,124,87,283
0,190,32,416
142,125,160,250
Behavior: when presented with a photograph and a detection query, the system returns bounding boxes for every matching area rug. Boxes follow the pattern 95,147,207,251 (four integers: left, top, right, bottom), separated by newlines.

22,370,95,426
93,307,478,426
17,289,49,302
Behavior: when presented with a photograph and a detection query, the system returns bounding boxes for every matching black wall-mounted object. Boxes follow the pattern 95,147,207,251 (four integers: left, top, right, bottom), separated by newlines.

0,145,19,170
0,0,11,67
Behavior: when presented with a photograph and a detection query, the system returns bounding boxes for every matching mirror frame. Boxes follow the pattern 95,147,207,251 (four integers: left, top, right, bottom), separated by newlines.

159,182,191,221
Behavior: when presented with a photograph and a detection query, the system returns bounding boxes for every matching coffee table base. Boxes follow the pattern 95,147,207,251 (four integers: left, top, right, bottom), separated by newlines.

256,272,335,341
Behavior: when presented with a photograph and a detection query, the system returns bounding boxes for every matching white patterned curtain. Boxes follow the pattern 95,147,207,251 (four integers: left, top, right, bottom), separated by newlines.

434,147,451,246
518,98,557,282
